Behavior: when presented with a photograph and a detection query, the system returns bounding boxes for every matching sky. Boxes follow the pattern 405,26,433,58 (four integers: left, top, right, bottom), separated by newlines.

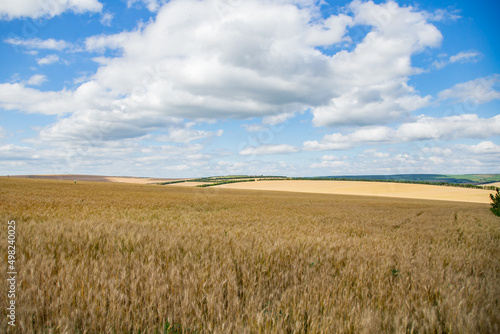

0,0,499,178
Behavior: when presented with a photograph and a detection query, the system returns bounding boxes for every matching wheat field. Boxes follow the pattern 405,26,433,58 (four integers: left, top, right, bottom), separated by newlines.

1,177,499,333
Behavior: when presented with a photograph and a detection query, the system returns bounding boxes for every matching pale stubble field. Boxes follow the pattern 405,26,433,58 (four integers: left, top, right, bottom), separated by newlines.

218,180,497,204
0,177,499,333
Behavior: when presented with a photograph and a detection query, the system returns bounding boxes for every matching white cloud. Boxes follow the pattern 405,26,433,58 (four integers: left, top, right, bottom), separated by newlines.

127,0,166,12
449,50,481,64
310,153,348,169
304,114,500,151
303,139,500,176
156,124,223,143
311,0,441,126
20,0,354,140
37,108,183,142
0,144,36,160
0,0,454,144
100,12,114,26
0,0,102,20
4,37,71,50
242,124,267,133
395,114,500,141
303,133,352,151
263,111,297,126
0,83,75,115
459,141,500,155
394,114,500,141
304,126,394,151
433,50,482,69
310,160,348,169
85,33,132,53
421,146,452,156
0,81,121,116
425,8,461,22
349,126,395,143
0,135,212,177
215,159,296,176
239,144,299,155
312,82,431,126
438,75,500,104
322,155,341,161
26,74,47,86
37,54,59,65
361,149,389,158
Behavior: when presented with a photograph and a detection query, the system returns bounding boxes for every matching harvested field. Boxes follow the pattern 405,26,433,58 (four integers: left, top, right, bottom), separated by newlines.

1,178,499,333
5,174,184,184
218,180,496,204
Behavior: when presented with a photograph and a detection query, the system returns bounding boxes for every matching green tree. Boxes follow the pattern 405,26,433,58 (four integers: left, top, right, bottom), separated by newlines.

490,189,500,217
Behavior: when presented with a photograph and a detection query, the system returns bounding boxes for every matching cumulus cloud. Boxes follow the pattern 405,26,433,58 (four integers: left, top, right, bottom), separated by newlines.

303,133,352,151
4,37,72,50
304,126,394,151
84,0,346,119
311,0,441,126
421,146,452,157
127,0,167,12
322,155,342,161
424,8,461,22
0,144,36,160
361,149,389,158
0,81,113,115
37,54,59,65
37,108,183,142
0,135,212,176
449,51,481,64
263,111,297,126
0,0,453,143
310,159,348,169
458,141,500,155
156,124,224,143
216,159,295,176
239,144,299,155
85,33,132,53
100,12,114,26
304,114,500,151
0,83,74,115
438,75,500,105
242,124,267,133
26,74,47,86
305,139,500,175
396,114,500,141
310,154,348,169
433,50,482,69
0,0,102,20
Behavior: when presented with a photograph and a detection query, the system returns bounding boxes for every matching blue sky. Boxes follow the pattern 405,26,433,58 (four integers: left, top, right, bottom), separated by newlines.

0,0,499,178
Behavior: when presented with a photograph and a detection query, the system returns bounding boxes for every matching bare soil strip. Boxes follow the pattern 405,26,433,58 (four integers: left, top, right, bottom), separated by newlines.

218,180,495,204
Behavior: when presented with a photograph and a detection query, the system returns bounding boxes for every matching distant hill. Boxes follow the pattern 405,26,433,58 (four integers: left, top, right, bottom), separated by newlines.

310,174,500,185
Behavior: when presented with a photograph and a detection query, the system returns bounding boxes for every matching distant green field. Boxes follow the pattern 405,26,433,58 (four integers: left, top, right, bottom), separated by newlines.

442,174,500,183
157,174,500,187
316,174,500,184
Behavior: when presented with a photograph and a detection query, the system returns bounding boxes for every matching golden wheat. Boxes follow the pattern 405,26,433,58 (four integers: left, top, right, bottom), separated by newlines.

0,177,499,333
